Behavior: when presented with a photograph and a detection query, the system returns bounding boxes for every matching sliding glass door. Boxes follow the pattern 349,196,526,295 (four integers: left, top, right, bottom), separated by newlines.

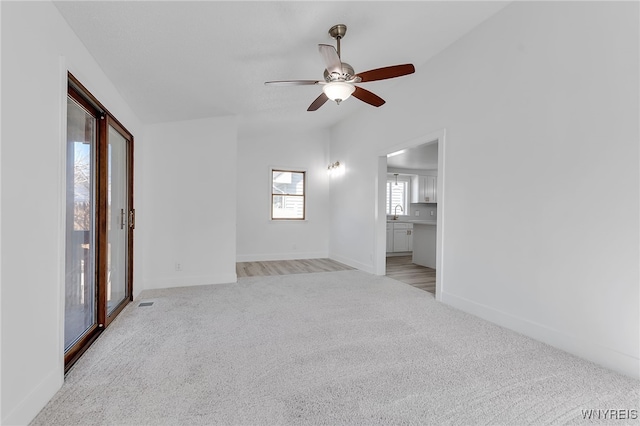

64,76,134,370
106,122,131,320
64,95,98,353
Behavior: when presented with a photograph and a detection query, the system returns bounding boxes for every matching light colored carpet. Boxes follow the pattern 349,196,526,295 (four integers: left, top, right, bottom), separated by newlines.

32,270,639,425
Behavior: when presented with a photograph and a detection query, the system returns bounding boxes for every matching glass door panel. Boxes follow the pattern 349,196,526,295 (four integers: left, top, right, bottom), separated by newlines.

107,125,129,315
64,97,97,351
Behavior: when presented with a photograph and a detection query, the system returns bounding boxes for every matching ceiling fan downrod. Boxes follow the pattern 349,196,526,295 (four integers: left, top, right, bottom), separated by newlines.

328,24,347,59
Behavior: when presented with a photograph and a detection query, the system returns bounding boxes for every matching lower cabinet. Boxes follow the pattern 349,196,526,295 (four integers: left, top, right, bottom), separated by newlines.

386,224,394,252
387,222,413,253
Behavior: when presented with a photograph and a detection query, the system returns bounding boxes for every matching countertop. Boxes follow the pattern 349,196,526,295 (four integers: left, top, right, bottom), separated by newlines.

387,219,437,225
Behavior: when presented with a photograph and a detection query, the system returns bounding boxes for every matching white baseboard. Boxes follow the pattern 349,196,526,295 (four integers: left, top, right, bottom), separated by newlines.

441,291,640,379
143,273,237,290
2,367,63,426
329,253,375,274
236,251,328,262
386,252,412,257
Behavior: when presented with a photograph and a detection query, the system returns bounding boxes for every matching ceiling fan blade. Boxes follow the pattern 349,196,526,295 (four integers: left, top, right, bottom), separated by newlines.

352,86,385,107
356,64,415,83
264,80,320,86
307,93,329,111
318,44,342,75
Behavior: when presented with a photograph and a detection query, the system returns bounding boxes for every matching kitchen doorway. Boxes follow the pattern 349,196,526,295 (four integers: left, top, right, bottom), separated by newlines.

375,129,445,300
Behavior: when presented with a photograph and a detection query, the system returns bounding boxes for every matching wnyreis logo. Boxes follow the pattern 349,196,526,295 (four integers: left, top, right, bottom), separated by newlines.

582,409,638,420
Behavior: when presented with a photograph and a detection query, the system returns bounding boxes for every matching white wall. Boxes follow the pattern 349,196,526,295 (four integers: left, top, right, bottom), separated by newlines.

141,116,237,289
237,129,330,261
1,1,145,424
330,2,639,377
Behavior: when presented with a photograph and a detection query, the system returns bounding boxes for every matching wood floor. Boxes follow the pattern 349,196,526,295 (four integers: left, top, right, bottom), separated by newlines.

386,255,436,294
236,258,353,278
236,256,435,295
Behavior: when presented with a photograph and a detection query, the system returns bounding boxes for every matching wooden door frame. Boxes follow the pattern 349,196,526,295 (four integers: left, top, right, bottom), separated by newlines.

64,73,134,371
64,85,103,370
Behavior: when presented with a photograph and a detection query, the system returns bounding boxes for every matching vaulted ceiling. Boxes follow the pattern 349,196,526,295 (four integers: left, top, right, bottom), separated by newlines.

54,1,509,135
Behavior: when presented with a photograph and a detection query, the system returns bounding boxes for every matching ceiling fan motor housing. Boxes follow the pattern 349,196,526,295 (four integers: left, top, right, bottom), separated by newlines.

323,62,355,82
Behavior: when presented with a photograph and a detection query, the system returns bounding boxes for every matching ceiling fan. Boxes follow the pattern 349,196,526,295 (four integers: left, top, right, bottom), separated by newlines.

265,24,415,111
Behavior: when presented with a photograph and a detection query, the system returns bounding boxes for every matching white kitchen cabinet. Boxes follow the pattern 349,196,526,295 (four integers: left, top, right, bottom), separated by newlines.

393,228,409,252
411,175,437,203
389,222,413,252
425,175,437,203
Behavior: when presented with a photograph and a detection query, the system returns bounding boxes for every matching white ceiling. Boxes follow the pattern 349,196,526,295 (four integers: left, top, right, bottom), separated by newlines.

53,1,509,135
387,142,438,171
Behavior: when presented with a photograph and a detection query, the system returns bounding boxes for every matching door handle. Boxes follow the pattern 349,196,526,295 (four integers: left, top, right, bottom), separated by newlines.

120,209,125,229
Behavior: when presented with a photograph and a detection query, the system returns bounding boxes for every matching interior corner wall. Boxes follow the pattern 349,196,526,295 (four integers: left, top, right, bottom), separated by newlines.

1,1,145,424
236,129,330,261
140,116,238,290
329,1,639,378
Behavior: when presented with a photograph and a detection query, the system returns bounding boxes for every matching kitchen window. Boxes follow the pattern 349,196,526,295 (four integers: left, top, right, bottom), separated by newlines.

386,174,410,216
271,169,305,220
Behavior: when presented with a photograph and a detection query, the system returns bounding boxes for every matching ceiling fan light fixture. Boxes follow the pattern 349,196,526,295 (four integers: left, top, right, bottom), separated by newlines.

322,81,355,104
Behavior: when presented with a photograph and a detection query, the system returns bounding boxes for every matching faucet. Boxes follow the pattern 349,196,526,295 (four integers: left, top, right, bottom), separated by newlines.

393,204,404,220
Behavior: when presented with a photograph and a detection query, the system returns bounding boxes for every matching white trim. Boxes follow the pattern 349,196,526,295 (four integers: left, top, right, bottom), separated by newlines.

237,251,328,262
374,156,387,275
441,291,640,379
330,254,376,275
329,254,376,274
144,273,238,290
435,129,446,301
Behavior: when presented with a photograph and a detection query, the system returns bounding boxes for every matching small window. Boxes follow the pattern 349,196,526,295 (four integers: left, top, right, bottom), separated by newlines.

271,169,305,220
386,174,410,215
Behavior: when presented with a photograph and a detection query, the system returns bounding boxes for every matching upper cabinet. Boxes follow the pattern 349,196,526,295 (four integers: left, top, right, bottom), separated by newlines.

411,175,437,203
425,175,437,203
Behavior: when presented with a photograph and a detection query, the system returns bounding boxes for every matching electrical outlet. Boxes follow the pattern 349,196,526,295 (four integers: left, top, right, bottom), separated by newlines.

430,210,435,216
415,211,420,216
175,262,182,271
